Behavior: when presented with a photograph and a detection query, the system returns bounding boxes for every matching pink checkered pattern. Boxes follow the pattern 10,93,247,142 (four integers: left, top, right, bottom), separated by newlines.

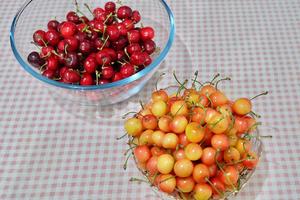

1,0,300,199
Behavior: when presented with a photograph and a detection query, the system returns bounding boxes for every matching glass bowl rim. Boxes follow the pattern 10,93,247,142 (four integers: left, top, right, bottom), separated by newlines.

10,0,175,91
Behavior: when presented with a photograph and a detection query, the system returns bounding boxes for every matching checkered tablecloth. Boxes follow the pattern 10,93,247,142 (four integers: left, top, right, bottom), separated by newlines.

1,0,300,199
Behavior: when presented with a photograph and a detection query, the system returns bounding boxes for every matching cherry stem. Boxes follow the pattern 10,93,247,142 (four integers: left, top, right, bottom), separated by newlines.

215,77,231,90
116,133,128,140
74,0,86,17
159,175,175,184
64,44,69,55
39,62,47,72
123,146,135,156
104,12,113,24
139,100,144,110
129,177,149,184
95,70,100,85
116,0,123,6
100,36,109,50
124,47,130,59
192,70,199,88
205,177,224,197
155,72,166,91
37,35,48,47
250,111,261,118
173,102,185,117
250,91,268,100
243,133,273,140
123,153,132,170
173,71,187,90
122,111,138,119
83,3,94,16
246,122,262,132
175,188,187,200
210,73,220,85
30,41,41,50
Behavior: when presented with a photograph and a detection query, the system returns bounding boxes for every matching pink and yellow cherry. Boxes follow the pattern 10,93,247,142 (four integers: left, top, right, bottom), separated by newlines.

242,151,259,169
208,164,217,177
207,113,229,134
125,117,143,136
200,85,216,97
210,90,228,108
152,89,168,102
218,104,232,119
162,133,179,149
178,133,191,147
185,143,202,161
151,100,168,117
204,108,218,123
151,130,165,147
158,115,172,132
139,130,153,145
176,177,195,193
234,116,248,134
211,134,229,151
185,122,205,143
198,94,210,107
146,156,158,176
157,154,175,174
138,108,152,120
232,98,251,115
201,147,217,166
184,89,201,106
210,177,226,196
134,145,151,163
223,147,240,164
169,115,188,134
244,116,258,132
202,127,213,147
150,146,166,157
219,165,239,186
173,149,186,160
174,158,194,178
235,138,252,156
191,107,206,125
142,114,158,130
193,183,213,200
157,174,176,193
170,100,189,116
193,164,210,183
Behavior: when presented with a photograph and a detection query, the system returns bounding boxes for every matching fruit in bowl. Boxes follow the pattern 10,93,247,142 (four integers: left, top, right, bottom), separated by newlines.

10,0,174,106
122,73,268,200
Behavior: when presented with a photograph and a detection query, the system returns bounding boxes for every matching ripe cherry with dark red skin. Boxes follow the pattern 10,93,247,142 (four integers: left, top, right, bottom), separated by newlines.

105,1,116,13
80,16,89,24
132,10,141,23
40,46,54,58
94,38,110,50
45,30,60,46
102,66,115,79
60,22,77,38
98,79,110,84
143,52,152,66
64,52,79,68
117,50,125,60
112,72,123,82
116,23,127,36
130,51,145,66
120,63,135,78
84,57,97,73
62,69,80,83
142,39,156,54
117,6,132,19
79,40,93,54
74,31,87,42
93,20,105,33
93,7,106,21
27,51,45,68
65,37,79,52
111,36,128,50
46,56,59,71
127,30,140,43
102,48,117,61
66,11,80,24
33,30,46,46
47,20,59,31
59,66,68,77
107,25,120,41
95,50,112,65
42,69,56,79
123,19,134,30
140,27,155,41
87,31,98,41
127,43,141,55
80,72,94,85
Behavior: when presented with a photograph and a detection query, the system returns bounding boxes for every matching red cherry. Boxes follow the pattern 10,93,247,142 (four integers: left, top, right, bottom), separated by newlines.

111,36,128,50
117,6,132,19
40,46,54,58
80,72,94,85
84,57,97,73
59,66,68,77
127,43,141,55
33,30,46,46
140,27,155,41
64,37,79,52
79,40,93,54
127,30,140,43
63,69,80,83
116,50,125,60
130,52,145,66
46,56,59,71
93,20,105,33
96,50,112,65
102,48,117,61
47,20,59,31
66,11,80,24
80,16,89,24
64,52,79,68
99,79,110,84
74,31,87,42
116,23,127,36
107,25,120,41
60,22,77,38
132,10,141,23
102,66,115,79
42,69,56,79
123,19,134,30
142,39,156,54
143,52,152,66
120,63,135,78
93,7,106,21
57,40,67,52
45,30,60,46
105,1,116,13
112,72,123,82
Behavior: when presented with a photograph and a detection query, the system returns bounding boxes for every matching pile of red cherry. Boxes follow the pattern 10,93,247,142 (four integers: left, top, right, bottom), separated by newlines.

27,1,156,85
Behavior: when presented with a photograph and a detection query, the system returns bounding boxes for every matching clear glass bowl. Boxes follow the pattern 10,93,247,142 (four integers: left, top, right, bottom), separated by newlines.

129,86,263,200
10,0,175,106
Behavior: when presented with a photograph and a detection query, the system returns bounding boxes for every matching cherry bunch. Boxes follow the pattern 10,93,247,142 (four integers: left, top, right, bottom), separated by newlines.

27,1,157,85
122,73,269,200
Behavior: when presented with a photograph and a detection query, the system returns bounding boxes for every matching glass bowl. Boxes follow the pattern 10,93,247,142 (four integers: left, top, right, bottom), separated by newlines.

128,86,263,200
10,0,175,106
